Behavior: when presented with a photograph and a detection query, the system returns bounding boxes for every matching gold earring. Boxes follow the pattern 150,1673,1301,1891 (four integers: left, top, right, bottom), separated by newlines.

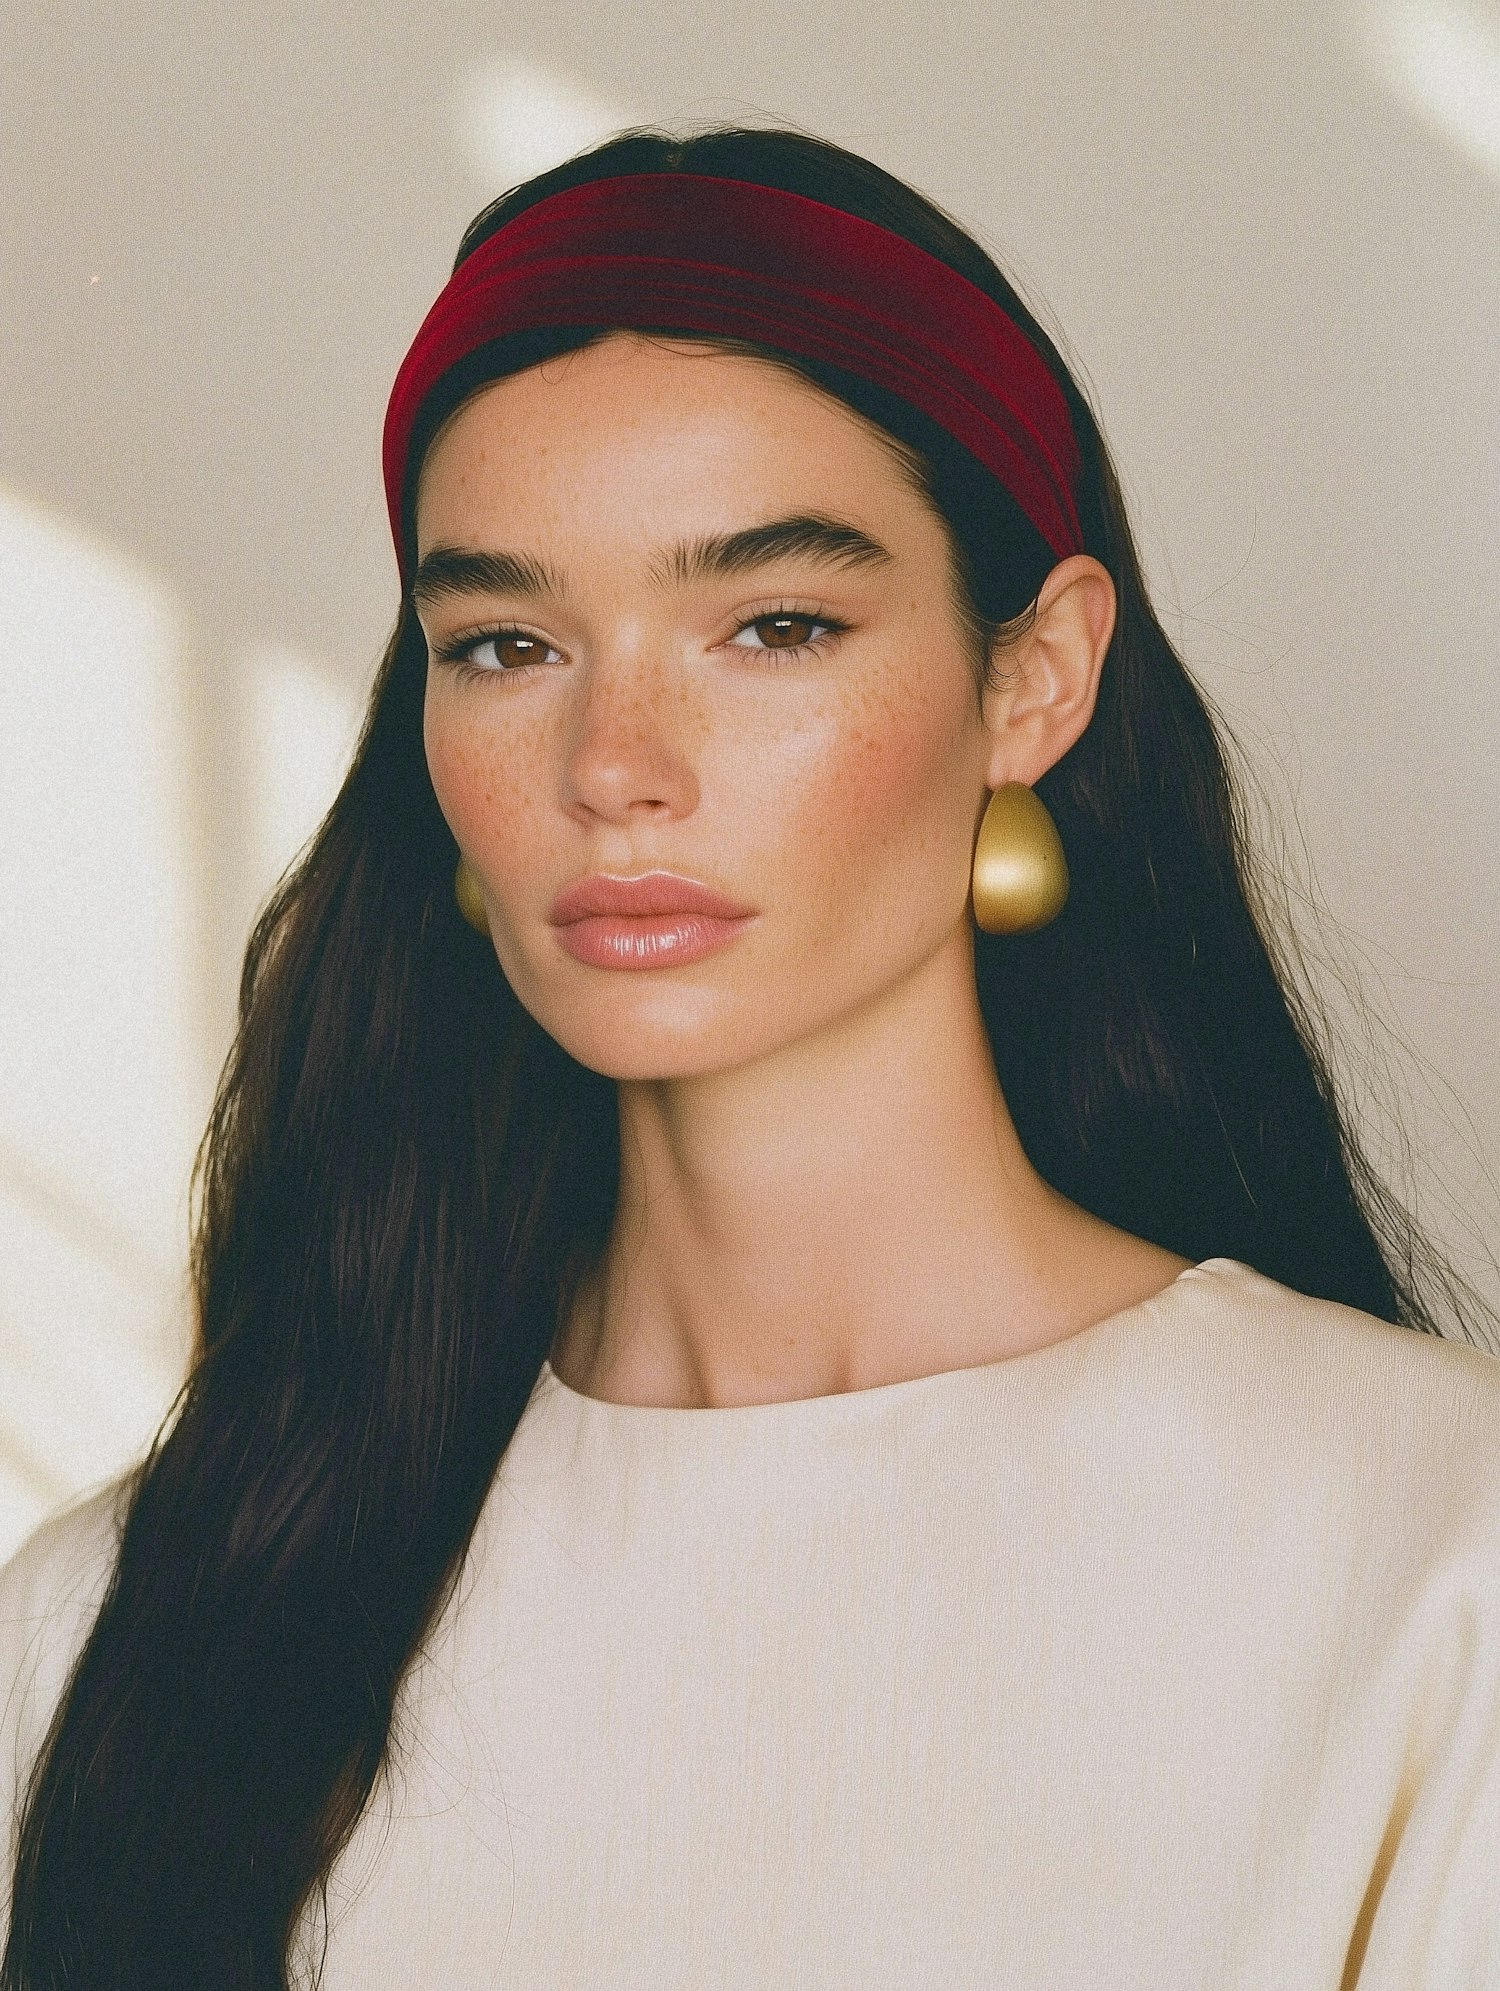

970,782,1068,934
454,855,490,935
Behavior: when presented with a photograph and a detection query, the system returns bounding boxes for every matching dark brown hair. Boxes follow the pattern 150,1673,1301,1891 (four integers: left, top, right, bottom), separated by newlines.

4,121,1483,1989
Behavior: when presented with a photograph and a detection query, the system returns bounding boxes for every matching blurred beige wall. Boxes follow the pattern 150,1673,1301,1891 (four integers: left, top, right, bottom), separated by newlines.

2,0,1497,1559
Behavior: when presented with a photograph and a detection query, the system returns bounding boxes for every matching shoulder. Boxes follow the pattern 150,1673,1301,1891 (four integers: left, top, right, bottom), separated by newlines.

0,1475,134,1843
1156,1256,1500,1543
1170,1255,1500,1420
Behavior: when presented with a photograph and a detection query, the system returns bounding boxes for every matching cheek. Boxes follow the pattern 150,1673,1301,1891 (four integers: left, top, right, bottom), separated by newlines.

779,662,963,885
423,677,544,861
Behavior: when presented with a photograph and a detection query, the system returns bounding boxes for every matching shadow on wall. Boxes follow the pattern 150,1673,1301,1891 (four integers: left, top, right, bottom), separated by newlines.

0,489,362,1563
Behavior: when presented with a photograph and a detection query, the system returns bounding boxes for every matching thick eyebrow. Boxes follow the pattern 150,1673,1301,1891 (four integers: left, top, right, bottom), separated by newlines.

652,513,895,590
410,511,894,611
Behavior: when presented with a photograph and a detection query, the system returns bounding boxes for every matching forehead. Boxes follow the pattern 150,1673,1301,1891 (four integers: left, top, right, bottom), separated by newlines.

414,332,922,545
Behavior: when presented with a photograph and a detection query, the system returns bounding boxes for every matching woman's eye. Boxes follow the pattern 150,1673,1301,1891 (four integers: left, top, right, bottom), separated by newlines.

727,610,846,658
440,630,561,678
437,609,847,681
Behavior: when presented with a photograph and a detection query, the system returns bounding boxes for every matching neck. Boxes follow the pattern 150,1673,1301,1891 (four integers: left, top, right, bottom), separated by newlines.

549,928,1188,1407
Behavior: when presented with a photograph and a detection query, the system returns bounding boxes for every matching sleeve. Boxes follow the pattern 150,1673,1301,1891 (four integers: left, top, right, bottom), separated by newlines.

1348,1374,1500,1986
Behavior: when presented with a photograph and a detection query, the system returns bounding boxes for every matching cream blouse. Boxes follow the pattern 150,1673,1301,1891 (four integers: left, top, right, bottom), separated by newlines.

4,1258,1500,1986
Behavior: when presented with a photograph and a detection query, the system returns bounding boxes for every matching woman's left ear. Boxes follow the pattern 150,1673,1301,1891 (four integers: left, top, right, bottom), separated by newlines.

981,555,1116,789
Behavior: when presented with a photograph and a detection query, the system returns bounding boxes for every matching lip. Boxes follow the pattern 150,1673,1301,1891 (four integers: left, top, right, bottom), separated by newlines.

548,870,755,925
554,911,753,970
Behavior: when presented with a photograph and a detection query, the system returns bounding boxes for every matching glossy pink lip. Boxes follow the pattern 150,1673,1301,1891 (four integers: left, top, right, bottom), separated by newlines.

548,870,754,925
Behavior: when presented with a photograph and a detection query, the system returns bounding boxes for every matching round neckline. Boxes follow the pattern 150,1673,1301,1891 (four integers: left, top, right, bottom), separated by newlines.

537,1257,1246,1419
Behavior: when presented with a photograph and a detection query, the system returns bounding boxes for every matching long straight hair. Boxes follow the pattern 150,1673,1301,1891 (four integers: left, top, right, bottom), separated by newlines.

4,122,1483,1989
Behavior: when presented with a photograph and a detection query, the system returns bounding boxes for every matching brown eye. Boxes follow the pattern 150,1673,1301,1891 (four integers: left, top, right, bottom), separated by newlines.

474,633,551,671
728,610,845,659
439,628,562,679
756,614,817,648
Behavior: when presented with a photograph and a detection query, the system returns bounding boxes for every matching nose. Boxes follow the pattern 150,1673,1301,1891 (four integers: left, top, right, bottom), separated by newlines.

559,633,701,827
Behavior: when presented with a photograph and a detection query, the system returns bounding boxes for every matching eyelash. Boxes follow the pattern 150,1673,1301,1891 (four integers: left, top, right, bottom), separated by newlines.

434,603,851,684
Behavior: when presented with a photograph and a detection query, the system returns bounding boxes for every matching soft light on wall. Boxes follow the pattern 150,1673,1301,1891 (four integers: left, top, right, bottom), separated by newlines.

243,645,363,898
1352,0,1500,179
0,491,208,1560
0,498,364,1564
455,55,639,191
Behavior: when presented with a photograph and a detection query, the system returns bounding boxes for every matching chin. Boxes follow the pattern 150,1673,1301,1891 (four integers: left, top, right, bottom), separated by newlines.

529,993,774,1084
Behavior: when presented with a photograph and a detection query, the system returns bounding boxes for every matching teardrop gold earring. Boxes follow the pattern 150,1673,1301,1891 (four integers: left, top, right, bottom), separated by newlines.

970,782,1069,934
454,855,490,936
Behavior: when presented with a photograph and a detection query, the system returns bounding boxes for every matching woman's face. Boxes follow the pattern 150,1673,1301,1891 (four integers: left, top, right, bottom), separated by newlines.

416,330,1009,1081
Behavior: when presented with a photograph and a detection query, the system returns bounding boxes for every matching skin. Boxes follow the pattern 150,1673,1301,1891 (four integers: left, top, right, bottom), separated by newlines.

417,330,1191,1408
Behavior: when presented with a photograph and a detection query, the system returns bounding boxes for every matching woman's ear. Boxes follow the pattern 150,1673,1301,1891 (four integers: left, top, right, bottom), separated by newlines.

979,555,1116,790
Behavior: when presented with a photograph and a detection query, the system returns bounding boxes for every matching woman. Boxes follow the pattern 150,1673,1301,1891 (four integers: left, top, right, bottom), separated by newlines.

2,122,1498,1989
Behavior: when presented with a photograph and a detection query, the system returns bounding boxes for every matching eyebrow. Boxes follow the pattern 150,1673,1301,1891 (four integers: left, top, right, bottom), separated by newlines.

409,511,895,610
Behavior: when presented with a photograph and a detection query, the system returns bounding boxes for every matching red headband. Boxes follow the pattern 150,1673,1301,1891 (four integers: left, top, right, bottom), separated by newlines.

383,172,1084,581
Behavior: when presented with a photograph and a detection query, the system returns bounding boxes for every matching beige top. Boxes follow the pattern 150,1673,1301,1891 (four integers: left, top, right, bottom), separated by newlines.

4,1258,1500,1987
